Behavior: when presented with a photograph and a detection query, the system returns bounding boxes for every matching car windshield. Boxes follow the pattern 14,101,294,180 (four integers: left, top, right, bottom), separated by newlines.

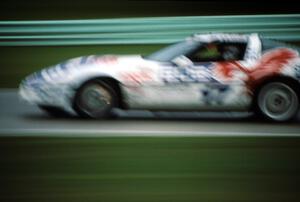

145,40,201,62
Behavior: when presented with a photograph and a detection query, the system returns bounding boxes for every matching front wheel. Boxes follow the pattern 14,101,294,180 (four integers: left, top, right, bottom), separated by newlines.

73,80,117,119
256,82,299,122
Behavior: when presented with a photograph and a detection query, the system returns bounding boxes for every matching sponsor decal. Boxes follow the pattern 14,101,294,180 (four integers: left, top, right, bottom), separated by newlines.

214,48,298,87
200,85,230,105
120,69,153,85
162,64,218,83
95,55,118,64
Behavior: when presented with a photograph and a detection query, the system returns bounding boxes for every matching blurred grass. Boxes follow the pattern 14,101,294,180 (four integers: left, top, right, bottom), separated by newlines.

0,44,163,87
0,136,300,202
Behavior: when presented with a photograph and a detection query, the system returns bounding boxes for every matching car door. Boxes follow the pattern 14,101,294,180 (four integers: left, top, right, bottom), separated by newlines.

157,40,250,110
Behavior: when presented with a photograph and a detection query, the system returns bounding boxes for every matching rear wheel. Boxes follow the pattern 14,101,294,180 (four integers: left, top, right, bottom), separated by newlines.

73,80,118,119
256,82,299,122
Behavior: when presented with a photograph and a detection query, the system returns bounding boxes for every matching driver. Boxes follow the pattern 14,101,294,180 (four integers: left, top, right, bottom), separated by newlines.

222,45,240,61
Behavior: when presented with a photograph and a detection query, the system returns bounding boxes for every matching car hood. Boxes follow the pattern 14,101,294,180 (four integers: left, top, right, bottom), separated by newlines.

23,54,162,87
57,54,143,70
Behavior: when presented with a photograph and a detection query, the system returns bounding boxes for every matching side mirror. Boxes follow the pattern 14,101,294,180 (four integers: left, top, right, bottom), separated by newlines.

171,55,193,68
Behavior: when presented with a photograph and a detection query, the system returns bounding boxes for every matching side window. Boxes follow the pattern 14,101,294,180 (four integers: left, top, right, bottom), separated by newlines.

187,42,247,63
187,43,222,62
220,43,246,61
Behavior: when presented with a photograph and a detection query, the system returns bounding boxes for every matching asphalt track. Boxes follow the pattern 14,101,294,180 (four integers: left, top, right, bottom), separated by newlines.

0,89,300,137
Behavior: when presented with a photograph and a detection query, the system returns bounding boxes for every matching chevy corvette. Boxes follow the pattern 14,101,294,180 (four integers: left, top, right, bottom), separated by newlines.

19,33,300,121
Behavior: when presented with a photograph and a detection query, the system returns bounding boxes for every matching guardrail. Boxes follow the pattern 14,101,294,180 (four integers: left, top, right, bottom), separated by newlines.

0,14,299,46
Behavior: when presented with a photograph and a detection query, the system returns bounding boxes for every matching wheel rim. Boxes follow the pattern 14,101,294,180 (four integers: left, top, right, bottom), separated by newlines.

258,82,299,121
78,84,113,117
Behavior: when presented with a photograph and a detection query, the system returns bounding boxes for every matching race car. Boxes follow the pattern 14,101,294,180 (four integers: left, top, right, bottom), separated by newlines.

19,33,300,121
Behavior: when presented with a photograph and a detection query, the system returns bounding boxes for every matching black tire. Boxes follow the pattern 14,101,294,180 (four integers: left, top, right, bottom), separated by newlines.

73,80,118,119
39,105,70,118
255,82,299,122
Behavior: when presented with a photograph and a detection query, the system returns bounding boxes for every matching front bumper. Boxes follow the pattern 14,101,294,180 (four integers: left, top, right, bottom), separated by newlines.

19,83,46,104
19,82,76,115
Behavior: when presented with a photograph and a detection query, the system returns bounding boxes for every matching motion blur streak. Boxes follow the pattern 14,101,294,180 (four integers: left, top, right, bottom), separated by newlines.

1,137,300,202
0,14,300,46
1,90,300,137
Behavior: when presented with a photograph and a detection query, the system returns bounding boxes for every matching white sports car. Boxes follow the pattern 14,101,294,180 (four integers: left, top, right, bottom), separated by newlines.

19,33,300,121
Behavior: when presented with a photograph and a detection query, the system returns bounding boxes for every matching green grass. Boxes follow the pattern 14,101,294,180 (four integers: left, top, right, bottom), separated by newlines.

0,44,163,87
1,136,300,202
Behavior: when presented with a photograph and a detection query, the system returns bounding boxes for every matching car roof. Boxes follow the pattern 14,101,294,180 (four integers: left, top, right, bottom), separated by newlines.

187,33,258,43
